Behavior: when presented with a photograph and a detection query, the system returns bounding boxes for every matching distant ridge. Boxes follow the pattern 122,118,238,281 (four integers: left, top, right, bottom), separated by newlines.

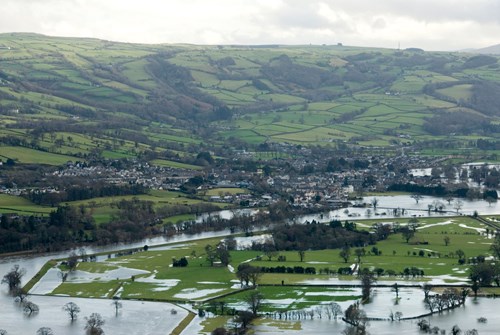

475,44,500,55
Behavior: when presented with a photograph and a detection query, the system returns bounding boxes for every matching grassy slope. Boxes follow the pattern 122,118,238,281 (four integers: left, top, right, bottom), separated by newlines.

0,34,499,164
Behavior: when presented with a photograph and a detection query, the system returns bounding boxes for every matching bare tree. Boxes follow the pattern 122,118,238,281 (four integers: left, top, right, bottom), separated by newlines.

23,301,40,316
344,302,368,332
1,265,26,292
453,200,463,213
112,298,122,316
298,249,306,262
85,313,105,335
0,329,7,335
246,290,264,316
354,248,365,263
36,327,54,335
325,302,342,320
58,270,68,282
63,302,81,321
247,267,262,288
422,283,433,301
410,194,423,204
445,194,454,205
339,246,351,263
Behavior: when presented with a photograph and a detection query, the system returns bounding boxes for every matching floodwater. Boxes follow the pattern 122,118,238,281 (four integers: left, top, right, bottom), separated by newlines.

200,195,500,223
296,195,500,222
254,288,500,334
1,196,499,334
0,294,187,335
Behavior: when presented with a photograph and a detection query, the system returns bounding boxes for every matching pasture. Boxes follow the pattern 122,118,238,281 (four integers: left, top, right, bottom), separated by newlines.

32,215,495,313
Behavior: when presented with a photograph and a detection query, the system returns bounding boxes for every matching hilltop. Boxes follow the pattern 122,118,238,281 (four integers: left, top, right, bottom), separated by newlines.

0,33,500,166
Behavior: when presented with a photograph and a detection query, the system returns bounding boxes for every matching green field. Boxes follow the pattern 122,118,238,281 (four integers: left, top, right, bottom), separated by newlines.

0,194,54,215
0,146,79,165
0,33,498,163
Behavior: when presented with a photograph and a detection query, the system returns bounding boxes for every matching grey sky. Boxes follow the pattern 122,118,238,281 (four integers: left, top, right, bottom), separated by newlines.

1,0,498,50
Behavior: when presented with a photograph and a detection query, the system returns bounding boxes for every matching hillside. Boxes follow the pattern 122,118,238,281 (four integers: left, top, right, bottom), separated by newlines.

475,44,500,55
1,33,500,165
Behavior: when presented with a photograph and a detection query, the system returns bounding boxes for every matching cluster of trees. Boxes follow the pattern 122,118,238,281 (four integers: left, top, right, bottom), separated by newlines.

389,181,498,199
268,302,343,321
172,257,188,267
424,287,467,314
235,264,262,288
257,265,316,275
209,290,264,334
417,321,478,335
25,183,146,206
271,221,375,251
205,243,231,266
0,197,154,252
343,302,368,335
423,110,496,136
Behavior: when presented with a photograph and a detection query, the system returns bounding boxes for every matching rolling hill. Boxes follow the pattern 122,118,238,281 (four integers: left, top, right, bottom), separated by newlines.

1,33,500,165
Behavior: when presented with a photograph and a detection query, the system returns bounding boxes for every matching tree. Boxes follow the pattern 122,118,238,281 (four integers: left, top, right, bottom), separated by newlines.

236,310,255,329
354,248,365,263
211,328,228,335
112,298,122,316
453,200,463,213
326,302,342,319
444,236,451,246
216,243,231,266
247,266,262,288
456,249,466,263
451,325,461,335
469,262,496,286
85,313,105,335
63,302,81,321
423,283,433,301
205,244,217,266
417,319,431,332
445,194,454,205
340,246,351,263
246,290,264,315
410,194,423,204
0,330,7,335
36,328,54,335
13,287,28,303
23,301,39,315
344,302,368,332
490,235,500,259
67,251,79,271
1,264,26,292
262,240,278,261
298,249,306,262
359,269,376,300
401,226,414,243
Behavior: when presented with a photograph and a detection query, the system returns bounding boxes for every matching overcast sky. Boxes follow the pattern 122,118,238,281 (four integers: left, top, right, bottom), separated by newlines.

1,0,499,50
